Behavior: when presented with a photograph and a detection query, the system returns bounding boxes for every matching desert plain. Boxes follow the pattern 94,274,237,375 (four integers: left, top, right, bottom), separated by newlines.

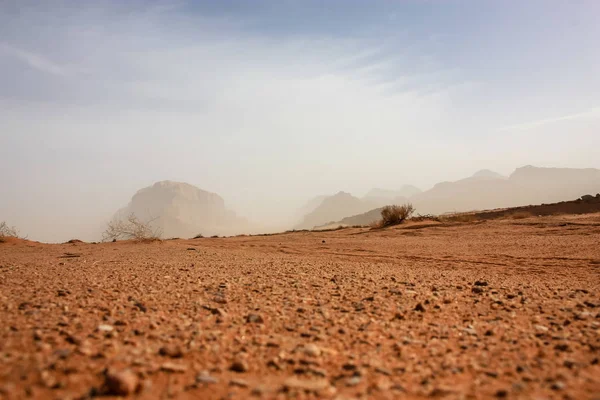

1,213,599,399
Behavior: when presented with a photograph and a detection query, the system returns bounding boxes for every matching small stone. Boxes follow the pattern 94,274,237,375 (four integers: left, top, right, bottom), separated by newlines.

550,381,565,391
342,363,356,371
575,311,591,320
495,389,508,398
346,376,362,386
230,360,249,373
33,330,43,341
303,343,321,357
463,327,477,336
534,324,549,332
196,373,218,384
160,362,187,373
97,324,114,332
472,287,484,294
105,369,139,396
230,378,249,388
159,344,184,358
554,343,569,352
414,303,425,312
246,314,264,324
474,280,488,286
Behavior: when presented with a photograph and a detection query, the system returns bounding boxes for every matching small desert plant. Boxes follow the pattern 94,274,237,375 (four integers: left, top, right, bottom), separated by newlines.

510,211,533,220
379,204,415,227
102,213,162,242
0,221,19,239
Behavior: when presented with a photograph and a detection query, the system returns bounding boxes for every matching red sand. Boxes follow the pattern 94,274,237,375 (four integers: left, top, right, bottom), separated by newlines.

1,213,599,399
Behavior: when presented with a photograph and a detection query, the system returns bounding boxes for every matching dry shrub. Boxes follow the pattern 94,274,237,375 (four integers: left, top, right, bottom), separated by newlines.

0,221,19,240
102,213,162,242
510,211,533,219
379,204,415,227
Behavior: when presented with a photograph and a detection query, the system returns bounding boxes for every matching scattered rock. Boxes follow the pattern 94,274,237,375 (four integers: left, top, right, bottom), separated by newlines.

303,343,322,357
104,369,139,396
160,362,187,373
97,324,114,333
230,359,249,373
159,344,184,358
230,378,249,388
246,314,264,324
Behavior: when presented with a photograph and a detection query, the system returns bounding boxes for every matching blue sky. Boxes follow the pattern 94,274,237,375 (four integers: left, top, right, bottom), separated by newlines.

1,0,599,241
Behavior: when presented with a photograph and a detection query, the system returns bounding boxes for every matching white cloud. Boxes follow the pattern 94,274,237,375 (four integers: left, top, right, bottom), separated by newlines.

498,107,600,132
0,43,68,76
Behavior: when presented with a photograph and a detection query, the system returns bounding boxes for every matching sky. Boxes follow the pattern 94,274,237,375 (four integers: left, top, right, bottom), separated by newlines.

1,0,600,242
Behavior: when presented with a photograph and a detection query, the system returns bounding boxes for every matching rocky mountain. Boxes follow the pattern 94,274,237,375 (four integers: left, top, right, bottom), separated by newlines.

295,191,378,230
363,184,421,205
314,207,384,229
113,181,250,238
411,166,600,215
316,166,600,226
471,169,506,179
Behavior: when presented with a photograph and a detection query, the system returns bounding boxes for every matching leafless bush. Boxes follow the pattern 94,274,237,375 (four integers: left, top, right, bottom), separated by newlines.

378,204,415,227
0,221,19,239
102,213,162,242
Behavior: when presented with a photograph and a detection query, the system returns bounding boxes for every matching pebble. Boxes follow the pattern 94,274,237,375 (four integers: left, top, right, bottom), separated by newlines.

303,343,322,357
346,376,362,386
104,369,139,396
246,314,264,324
159,344,184,358
230,378,249,388
97,324,114,332
230,359,249,373
196,373,218,384
160,362,187,373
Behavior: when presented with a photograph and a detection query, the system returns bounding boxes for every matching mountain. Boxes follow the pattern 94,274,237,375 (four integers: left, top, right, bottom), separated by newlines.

314,207,384,229
364,184,421,204
295,195,328,218
113,181,250,238
295,191,378,230
471,169,506,179
410,166,600,215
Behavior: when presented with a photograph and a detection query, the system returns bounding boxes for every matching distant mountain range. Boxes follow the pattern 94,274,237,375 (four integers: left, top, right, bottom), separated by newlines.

111,166,600,237
299,166,600,229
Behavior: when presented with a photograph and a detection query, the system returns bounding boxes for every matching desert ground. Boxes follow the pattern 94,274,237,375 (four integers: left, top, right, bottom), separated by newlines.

1,213,599,399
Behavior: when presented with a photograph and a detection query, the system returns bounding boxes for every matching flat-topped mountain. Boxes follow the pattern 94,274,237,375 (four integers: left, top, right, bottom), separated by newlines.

113,181,250,238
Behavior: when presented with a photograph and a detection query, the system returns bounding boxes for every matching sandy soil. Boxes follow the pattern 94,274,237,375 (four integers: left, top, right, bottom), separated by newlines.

1,213,599,399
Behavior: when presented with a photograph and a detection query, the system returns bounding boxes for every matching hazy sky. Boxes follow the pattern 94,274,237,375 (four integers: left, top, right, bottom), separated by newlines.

1,0,600,241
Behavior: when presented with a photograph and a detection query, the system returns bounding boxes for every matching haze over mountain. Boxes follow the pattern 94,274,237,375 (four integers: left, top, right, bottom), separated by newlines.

114,181,252,238
295,191,379,230
312,166,600,228
411,166,600,215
